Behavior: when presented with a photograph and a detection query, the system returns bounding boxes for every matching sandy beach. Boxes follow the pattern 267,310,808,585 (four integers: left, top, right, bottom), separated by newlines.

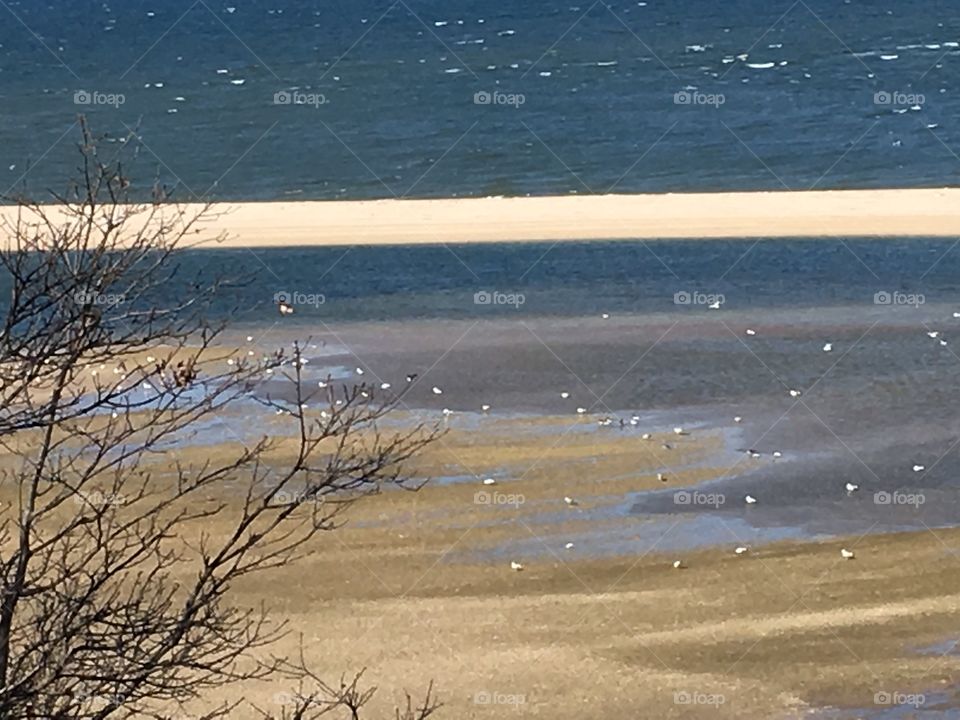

4,188,960,248
68,411,960,719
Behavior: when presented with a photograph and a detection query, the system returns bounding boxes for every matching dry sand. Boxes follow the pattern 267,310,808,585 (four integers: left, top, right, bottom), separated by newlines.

4,188,960,248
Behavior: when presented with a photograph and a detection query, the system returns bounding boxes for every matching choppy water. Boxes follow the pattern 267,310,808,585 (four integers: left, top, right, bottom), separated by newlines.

0,0,957,199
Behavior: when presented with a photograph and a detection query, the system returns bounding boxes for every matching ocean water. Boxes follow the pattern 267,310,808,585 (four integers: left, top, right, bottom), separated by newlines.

151,238,956,548
0,0,957,200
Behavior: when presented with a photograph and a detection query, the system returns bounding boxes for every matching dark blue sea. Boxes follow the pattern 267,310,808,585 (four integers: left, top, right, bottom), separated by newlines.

0,0,957,200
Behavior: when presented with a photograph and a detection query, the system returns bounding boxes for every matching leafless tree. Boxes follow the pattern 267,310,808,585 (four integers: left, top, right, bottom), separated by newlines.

0,119,442,719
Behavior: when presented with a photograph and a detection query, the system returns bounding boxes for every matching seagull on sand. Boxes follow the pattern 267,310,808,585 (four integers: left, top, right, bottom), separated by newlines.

565,542,575,550
564,496,579,506
744,495,757,505
278,301,294,315
560,391,570,399
641,433,652,440
735,546,749,555
708,300,721,310
405,373,418,383
483,478,496,485
927,331,940,339
745,329,756,336
510,561,524,571
657,472,667,482
913,464,925,472
432,386,443,395
672,559,685,569
845,482,859,494
840,548,855,560
355,367,364,376
673,427,687,435
576,407,586,414
789,389,802,398
734,416,743,423
481,404,491,412
380,382,391,389
822,343,832,352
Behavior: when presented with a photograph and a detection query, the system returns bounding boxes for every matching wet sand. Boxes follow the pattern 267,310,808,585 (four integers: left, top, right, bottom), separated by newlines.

5,188,960,247
59,411,960,719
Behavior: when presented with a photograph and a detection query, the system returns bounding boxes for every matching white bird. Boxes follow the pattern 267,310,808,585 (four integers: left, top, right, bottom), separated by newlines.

708,301,721,310
745,329,756,336
564,496,578,506
735,546,749,555
734,416,743,423
565,542,575,550
672,559,685,569
913,464,925,472
483,478,496,485
510,561,524,571
380,382,391,389
432,386,443,395
319,380,329,388
789,389,802,398
657,472,666,482
940,339,948,346
661,443,672,450
744,495,757,505
246,335,254,342
928,331,940,338
845,482,859,494
560,391,570,399
601,313,610,319
822,343,832,352
442,408,453,416
840,548,855,560
481,404,490,412
953,312,960,319
641,433,652,440
673,427,686,435
576,407,586,414
772,451,782,458
278,302,295,315
355,367,364,375
629,417,639,426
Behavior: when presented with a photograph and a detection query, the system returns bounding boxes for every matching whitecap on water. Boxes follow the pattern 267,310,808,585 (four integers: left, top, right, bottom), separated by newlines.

925,43,941,49
434,20,448,27
944,41,959,48
746,62,775,69
879,54,899,60
216,68,229,74
722,56,735,63
539,71,552,77
686,44,706,52
444,68,462,73
498,29,516,36
230,78,245,85
595,60,618,67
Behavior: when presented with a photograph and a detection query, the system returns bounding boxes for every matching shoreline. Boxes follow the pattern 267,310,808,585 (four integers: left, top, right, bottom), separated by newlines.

4,188,960,248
